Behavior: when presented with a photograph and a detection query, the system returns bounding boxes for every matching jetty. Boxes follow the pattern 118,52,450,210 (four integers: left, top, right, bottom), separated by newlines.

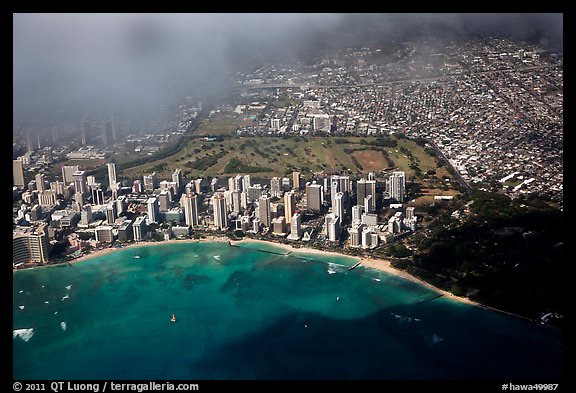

416,294,444,305
348,261,362,271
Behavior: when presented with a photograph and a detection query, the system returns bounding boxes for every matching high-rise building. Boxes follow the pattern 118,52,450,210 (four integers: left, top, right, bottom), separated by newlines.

117,220,133,242
258,195,272,227
406,206,415,220
73,170,88,195
116,195,127,215
352,205,364,224
106,203,117,225
158,190,171,212
210,178,219,192
143,172,157,192
287,213,302,240
35,173,45,192
132,180,143,194
62,165,79,185
133,216,147,241
334,191,344,224
325,213,340,242
91,186,105,206
231,189,242,214
80,204,92,225
247,184,263,203
50,181,65,195
284,190,295,224
101,121,114,146
282,177,291,191
348,223,363,248
270,177,282,198
181,193,199,227
172,168,183,193
38,190,57,207
386,171,406,202
305,183,323,211
272,216,287,234
212,193,228,231
79,119,89,145
293,171,301,190
242,175,251,191
12,223,50,266
13,160,25,188
357,178,376,212
147,197,159,224
234,175,243,192
194,178,203,194
107,163,118,196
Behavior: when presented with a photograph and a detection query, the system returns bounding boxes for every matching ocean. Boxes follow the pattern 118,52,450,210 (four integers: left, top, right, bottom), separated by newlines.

13,241,564,380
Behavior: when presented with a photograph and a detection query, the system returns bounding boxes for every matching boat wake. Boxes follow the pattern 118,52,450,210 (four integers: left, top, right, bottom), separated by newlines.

13,328,34,342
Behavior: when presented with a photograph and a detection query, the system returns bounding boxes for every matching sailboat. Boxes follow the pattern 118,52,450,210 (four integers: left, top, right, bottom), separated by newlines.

171,313,176,323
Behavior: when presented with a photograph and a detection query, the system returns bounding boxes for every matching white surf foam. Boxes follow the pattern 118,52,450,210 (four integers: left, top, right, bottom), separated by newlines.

13,328,34,342
432,333,444,343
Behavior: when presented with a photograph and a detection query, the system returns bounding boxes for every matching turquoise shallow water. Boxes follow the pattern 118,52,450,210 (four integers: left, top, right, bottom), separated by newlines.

13,241,563,380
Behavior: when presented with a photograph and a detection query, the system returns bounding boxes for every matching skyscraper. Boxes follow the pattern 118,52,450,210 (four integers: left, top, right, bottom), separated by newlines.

107,163,118,196
325,213,340,242
147,197,159,224
231,189,242,214
284,190,295,224
13,223,50,266
181,193,199,227
35,173,45,192
61,165,79,185
106,203,117,225
212,193,228,231
13,160,25,188
287,213,302,240
143,172,157,192
293,171,301,190
73,170,88,195
172,168,183,193
258,194,272,227
270,177,282,198
334,191,344,223
386,171,406,202
357,178,376,212
305,183,323,211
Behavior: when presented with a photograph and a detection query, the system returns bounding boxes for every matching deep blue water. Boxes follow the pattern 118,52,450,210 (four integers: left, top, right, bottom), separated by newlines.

13,241,563,380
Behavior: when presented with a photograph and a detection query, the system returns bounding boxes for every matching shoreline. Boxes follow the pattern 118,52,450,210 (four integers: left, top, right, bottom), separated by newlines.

232,239,534,321
16,236,533,322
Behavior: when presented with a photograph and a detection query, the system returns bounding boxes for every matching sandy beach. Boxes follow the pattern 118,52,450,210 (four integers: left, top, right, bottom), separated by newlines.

233,238,481,308
23,235,526,319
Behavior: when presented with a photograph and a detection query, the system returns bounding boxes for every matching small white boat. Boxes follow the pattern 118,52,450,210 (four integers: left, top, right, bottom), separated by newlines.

134,255,140,259
171,313,177,323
